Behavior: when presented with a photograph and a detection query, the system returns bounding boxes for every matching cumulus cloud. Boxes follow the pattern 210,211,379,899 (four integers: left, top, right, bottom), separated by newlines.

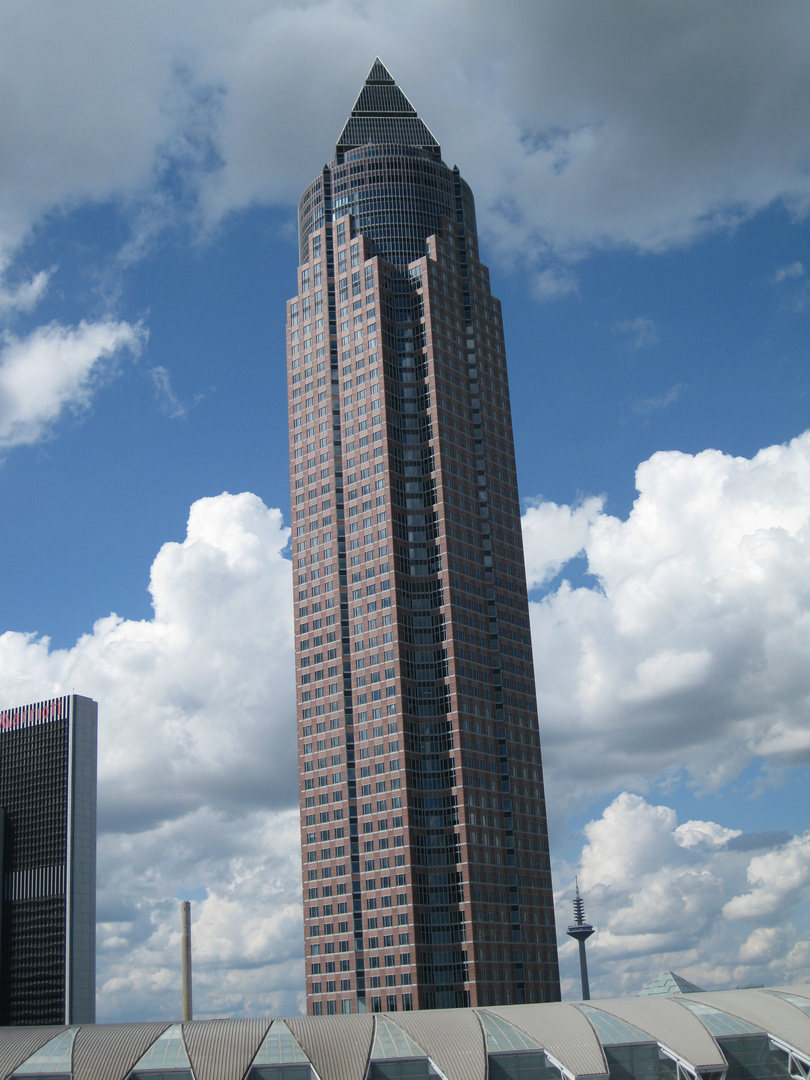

522,495,604,589
674,819,742,851
723,832,810,921
2,428,810,1014
2,2,810,270
529,430,810,810
0,319,146,450
0,491,299,1020
557,793,810,998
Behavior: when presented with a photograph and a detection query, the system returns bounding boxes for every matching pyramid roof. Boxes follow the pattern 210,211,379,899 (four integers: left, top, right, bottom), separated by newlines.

639,971,706,996
336,58,440,159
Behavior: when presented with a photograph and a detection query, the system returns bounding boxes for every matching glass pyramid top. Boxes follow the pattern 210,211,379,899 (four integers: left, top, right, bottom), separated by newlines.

336,59,440,159
13,1030,76,1075
130,1024,191,1073
639,971,705,996
251,1020,311,1065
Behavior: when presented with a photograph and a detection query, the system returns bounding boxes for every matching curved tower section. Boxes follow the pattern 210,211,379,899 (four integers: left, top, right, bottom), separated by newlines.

298,61,476,266
287,59,559,1016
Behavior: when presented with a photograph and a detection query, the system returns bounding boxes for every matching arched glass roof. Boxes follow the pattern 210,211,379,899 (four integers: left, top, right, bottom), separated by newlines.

12,1031,75,1075
576,1006,655,1047
370,1017,428,1061
479,1012,542,1054
675,1000,764,1038
128,1024,192,1076
1,985,810,1080
251,1022,311,1066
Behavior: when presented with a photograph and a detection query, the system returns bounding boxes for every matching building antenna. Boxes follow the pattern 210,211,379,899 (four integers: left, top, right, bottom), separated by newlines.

567,878,595,1000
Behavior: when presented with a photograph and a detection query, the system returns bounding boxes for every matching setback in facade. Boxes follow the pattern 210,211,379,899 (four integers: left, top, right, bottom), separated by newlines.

288,60,559,1016
0,693,97,1025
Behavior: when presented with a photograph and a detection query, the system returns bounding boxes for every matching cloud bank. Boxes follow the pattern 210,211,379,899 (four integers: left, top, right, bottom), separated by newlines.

559,793,810,998
0,430,808,1015
2,1,810,266
0,492,300,1019
526,430,810,809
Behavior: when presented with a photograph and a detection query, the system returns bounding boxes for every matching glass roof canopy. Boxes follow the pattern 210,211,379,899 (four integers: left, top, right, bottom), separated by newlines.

5,988,810,1080
12,1031,76,1076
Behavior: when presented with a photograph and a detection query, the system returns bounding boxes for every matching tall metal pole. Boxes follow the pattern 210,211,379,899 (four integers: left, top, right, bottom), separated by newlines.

181,901,193,1021
566,879,595,1000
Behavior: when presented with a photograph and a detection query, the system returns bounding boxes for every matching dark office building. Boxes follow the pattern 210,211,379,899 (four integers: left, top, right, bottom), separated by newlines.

0,693,97,1025
287,60,559,1015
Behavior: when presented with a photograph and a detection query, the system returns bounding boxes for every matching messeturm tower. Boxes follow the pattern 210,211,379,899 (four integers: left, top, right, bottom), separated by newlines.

287,60,560,1015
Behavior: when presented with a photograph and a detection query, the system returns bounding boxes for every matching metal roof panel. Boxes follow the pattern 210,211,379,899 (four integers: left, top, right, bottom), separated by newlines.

691,990,810,1055
73,1022,172,1080
391,1009,487,1080
287,1013,375,1080
588,998,726,1068
0,1028,66,1080
486,1004,609,1080
183,1018,271,1080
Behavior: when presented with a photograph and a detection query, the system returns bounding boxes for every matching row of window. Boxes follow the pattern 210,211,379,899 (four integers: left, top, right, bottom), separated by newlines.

310,991,414,1014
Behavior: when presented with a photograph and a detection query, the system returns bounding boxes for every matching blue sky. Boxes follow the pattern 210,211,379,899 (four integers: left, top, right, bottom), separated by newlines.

1,0,809,1019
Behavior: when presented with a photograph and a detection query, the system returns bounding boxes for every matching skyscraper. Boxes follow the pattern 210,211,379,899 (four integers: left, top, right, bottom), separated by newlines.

288,60,559,1016
0,694,97,1025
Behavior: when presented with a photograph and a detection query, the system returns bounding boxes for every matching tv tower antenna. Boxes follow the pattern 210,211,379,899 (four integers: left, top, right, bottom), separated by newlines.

567,878,595,999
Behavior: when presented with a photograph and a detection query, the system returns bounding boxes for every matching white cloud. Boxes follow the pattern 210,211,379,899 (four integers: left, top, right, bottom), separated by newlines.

528,431,810,811
723,832,810,921
614,316,659,350
0,319,146,450
772,260,805,284
629,383,685,416
738,925,790,963
0,491,299,1020
522,495,604,589
770,260,810,311
674,819,742,850
0,262,52,315
0,1,196,253
2,2,810,270
558,793,810,998
531,267,579,301
149,365,204,419
2,430,810,1013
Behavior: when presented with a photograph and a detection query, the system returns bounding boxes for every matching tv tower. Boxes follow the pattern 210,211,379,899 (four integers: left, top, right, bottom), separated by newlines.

567,879,595,1000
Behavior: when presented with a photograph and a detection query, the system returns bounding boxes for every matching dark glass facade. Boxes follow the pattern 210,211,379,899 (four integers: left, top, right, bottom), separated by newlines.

288,60,559,1016
0,694,96,1024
